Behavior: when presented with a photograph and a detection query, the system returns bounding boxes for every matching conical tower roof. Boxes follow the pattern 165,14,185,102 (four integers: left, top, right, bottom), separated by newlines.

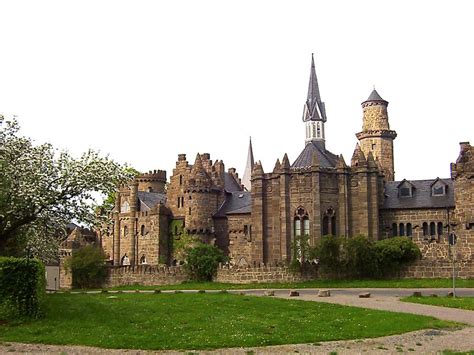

362,88,388,105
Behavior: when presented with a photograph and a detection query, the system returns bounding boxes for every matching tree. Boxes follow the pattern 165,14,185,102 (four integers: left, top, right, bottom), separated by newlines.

0,116,134,261
65,245,108,289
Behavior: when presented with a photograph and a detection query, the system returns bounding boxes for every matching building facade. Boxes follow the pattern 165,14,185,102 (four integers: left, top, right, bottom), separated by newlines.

101,55,474,270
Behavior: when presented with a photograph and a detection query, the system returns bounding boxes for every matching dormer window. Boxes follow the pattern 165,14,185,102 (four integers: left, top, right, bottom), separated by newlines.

432,186,445,196
431,179,448,196
397,179,414,198
400,187,411,197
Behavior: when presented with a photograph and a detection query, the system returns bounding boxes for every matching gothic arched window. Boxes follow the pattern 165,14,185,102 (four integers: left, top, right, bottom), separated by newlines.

294,207,309,237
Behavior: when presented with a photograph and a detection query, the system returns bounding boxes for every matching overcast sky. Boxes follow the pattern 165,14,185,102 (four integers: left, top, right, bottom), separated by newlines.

1,0,473,182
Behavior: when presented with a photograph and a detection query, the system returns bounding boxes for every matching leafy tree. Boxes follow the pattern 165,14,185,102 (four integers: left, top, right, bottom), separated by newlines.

0,116,134,261
66,245,107,289
184,243,227,281
343,235,376,278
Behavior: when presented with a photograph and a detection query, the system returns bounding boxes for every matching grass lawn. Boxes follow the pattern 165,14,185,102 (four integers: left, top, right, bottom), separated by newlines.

402,296,474,311
106,278,474,291
0,293,457,351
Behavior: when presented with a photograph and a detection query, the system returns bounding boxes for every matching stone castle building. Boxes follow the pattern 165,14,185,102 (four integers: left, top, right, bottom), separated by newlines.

101,55,473,271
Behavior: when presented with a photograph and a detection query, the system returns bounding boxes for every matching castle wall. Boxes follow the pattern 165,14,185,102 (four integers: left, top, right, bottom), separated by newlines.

227,214,252,265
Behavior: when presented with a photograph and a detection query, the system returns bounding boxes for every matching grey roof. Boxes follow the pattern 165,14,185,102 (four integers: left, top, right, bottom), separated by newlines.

303,54,327,122
224,172,242,192
214,191,251,217
364,89,387,103
382,178,454,210
137,191,166,211
292,140,338,168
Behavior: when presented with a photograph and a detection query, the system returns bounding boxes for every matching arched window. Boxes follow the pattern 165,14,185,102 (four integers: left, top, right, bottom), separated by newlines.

430,222,436,236
392,223,398,237
322,216,329,236
331,216,336,236
121,201,130,213
140,225,145,236
121,255,130,266
148,186,153,192
294,207,309,237
399,223,405,236
123,226,128,237
295,219,301,237
179,175,183,185
406,223,412,237
140,255,147,265
423,222,428,236
437,222,443,236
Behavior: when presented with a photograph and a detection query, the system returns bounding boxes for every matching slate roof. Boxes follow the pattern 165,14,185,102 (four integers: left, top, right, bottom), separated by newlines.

364,89,388,104
292,140,338,168
137,191,166,211
214,191,251,217
224,172,242,192
382,178,454,210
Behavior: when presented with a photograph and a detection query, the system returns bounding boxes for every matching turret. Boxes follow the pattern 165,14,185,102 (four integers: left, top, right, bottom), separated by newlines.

136,170,167,193
303,54,327,145
356,89,397,181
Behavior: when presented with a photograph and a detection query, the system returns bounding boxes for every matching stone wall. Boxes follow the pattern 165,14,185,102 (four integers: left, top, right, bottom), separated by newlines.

105,265,188,287
215,264,317,284
400,258,474,279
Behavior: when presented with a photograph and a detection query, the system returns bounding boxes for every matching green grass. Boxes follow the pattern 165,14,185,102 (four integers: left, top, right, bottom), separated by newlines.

402,296,474,311
0,293,457,350
104,278,474,291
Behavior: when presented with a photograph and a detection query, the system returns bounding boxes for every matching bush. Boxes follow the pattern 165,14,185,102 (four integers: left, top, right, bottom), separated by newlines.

67,246,107,289
373,237,421,277
0,257,45,318
184,243,227,281
312,235,344,276
314,236,421,279
343,235,376,278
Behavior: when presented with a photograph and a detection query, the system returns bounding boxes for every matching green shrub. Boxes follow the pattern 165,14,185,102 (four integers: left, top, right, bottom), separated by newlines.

343,235,376,278
373,237,421,277
67,245,107,289
312,235,344,276
0,257,45,318
184,243,227,281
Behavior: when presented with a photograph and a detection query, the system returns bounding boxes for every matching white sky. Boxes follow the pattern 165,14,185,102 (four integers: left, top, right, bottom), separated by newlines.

1,0,473,182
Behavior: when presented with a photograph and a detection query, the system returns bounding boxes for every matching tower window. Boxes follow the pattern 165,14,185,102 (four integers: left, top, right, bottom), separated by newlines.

179,175,183,185
140,225,145,236
189,207,191,215
123,226,128,237
372,143,376,150
177,198,181,208
316,122,321,137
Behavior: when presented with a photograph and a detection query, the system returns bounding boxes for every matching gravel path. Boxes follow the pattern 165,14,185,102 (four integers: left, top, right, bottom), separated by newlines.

1,288,473,354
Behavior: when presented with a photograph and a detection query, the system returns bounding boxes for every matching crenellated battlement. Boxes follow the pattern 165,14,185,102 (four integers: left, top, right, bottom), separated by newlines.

137,169,167,182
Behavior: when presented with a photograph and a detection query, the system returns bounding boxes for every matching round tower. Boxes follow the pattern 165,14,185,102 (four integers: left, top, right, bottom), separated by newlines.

356,89,397,181
137,170,167,193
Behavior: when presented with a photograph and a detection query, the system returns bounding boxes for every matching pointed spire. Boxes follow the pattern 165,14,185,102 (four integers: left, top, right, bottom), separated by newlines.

273,158,281,173
242,137,255,191
336,154,347,169
303,53,327,122
366,151,377,168
282,153,290,170
351,143,367,167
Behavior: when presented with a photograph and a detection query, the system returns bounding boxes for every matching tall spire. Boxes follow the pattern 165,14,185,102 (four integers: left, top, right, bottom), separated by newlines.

303,53,327,123
242,137,254,191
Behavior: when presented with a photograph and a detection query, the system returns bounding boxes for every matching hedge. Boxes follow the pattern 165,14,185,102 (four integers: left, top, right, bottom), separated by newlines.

0,257,46,318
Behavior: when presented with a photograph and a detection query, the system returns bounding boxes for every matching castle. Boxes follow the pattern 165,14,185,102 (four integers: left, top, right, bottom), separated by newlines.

100,55,474,272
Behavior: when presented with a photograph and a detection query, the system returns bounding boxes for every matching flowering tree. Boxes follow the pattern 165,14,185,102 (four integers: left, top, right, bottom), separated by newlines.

0,116,134,261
